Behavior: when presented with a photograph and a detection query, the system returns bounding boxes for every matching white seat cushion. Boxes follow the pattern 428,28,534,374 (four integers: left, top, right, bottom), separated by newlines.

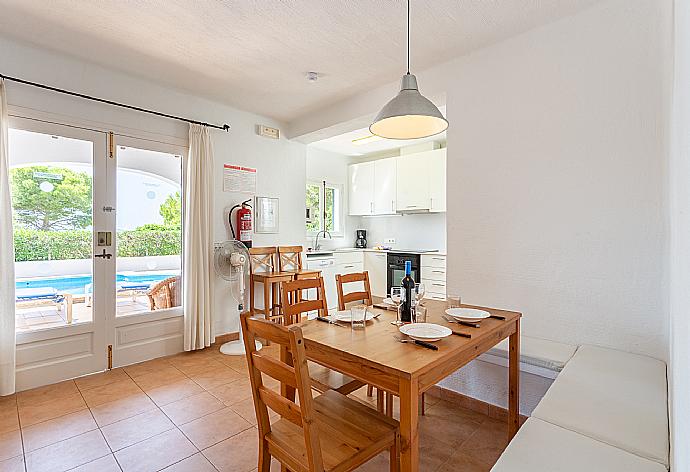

491,418,667,472
488,336,577,372
532,345,668,468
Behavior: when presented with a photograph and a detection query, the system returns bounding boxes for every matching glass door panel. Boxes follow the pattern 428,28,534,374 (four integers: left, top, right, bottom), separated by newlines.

10,128,95,332
115,144,182,317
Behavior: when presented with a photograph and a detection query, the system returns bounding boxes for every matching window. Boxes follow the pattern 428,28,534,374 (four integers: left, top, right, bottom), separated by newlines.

306,181,343,236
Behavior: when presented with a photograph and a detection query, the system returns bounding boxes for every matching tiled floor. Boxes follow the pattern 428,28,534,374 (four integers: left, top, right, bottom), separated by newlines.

0,343,509,472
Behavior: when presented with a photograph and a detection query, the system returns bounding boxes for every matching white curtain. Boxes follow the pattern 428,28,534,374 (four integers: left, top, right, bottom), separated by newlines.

0,79,16,394
183,124,215,350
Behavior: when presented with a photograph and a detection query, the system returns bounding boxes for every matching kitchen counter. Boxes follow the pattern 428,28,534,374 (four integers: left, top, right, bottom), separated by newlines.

306,248,446,256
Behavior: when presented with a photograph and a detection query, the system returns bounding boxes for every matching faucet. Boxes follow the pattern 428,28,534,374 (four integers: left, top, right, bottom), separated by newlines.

313,230,332,251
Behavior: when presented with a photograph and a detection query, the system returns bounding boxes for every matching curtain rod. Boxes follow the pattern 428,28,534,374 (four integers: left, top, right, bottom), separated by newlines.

0,73,230,131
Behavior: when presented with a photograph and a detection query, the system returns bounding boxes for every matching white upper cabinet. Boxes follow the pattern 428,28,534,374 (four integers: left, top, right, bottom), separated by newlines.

373,158,396,215
428,150,446,212
348,161,375,215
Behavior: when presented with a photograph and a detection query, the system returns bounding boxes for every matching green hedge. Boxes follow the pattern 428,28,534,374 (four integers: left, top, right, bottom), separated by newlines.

14,228,181,262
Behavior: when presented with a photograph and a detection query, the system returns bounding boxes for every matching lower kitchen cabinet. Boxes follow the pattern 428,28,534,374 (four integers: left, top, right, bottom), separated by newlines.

364,251,388,298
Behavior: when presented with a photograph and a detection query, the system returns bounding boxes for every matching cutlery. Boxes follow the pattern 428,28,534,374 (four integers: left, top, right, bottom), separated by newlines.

373,303,396,311
316,316,347,328
442,314,480,328
451,331,472,338
489,314,506,320
393,335,439,351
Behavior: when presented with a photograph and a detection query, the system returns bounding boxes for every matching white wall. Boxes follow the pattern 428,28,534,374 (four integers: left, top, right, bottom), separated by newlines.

305,147,357,249
0,36,307,337
445,0,671,360
669,0,690,469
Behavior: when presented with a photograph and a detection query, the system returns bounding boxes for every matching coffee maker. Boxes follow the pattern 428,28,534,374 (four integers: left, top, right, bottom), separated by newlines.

355,229,367,248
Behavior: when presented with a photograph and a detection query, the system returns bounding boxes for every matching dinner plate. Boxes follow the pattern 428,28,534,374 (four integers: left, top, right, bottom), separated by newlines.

445,308,491,322
399,323,452,342
330,310,375,323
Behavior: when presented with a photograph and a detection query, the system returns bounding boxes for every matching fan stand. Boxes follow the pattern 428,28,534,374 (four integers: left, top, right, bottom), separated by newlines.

220,324,262,355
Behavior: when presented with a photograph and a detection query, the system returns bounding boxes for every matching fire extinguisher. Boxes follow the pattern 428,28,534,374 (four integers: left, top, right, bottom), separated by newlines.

229,199,252,248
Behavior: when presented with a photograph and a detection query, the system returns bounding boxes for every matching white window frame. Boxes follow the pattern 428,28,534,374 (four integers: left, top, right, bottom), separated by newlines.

306,180,344,238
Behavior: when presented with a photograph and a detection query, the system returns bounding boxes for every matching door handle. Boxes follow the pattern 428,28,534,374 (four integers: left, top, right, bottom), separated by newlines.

94,248,112,260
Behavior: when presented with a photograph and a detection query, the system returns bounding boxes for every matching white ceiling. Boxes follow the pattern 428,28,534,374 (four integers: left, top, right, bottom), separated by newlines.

0,0,601,122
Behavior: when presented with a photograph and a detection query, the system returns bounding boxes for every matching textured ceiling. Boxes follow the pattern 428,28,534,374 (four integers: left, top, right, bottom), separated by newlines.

0,0,601,122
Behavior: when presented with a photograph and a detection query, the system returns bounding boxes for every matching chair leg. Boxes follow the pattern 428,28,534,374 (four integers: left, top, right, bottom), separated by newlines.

421,392,426,416
377,389,385,413
386,392,394,417
258,440,271,472
367,385,374,397
390,433,401,472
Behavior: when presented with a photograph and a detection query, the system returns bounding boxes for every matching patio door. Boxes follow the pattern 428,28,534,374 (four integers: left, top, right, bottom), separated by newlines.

10,118,110,390
109,135,185,368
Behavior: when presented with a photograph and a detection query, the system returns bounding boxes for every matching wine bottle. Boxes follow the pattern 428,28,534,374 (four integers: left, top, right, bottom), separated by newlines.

400,261,415,322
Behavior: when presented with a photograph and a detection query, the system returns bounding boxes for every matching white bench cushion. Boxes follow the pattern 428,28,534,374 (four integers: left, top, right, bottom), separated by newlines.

488,336,577,372
532,345,669,468
491,418,667,472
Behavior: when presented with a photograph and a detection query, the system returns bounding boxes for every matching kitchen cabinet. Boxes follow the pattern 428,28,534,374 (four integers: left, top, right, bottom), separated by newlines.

334,251,365,298
373,158,396,215
348,162,375,215
395,148,446,213
364,251,388,297
421,254,447,300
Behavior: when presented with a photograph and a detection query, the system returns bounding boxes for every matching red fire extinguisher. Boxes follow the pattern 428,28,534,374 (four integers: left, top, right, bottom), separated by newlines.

230,199,252,248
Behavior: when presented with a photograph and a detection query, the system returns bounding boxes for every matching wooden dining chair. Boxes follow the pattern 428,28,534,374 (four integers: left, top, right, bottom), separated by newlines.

281,277,365,396
249,247,294,322
277,245,320,280
240,312,400,472
335,271,373,310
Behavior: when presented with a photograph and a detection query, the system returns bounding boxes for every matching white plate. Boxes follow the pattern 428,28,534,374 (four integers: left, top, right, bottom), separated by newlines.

445,308,491,322
330,310,375,323
399,323,452,342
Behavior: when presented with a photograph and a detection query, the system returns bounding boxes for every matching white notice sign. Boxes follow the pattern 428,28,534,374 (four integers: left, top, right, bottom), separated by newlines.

223,164,257,193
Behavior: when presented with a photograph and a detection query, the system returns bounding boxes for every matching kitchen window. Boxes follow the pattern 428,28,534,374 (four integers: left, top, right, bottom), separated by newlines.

306,180,343,237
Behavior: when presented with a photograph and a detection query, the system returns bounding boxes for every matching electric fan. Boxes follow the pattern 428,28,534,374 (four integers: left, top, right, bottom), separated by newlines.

214,240,262,355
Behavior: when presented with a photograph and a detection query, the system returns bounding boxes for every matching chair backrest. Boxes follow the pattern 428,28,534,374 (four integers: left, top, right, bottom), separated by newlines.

147,276,181,310
249,247,277,274
335,271,373,311
240,312,324,471
281,277,328,325
277,245,304,272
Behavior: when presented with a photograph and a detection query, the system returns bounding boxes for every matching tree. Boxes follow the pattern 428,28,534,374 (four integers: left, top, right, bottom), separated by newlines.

159,191,181,227
10,166,92,231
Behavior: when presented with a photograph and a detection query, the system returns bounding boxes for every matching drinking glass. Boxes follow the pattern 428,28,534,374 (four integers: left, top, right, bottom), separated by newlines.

412,304,427,323
390,287,405,326
415,283,426,304
350,304,367,330
446,293,462,310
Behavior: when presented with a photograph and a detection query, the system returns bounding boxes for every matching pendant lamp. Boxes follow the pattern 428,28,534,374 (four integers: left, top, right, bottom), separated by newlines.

370,0,448,140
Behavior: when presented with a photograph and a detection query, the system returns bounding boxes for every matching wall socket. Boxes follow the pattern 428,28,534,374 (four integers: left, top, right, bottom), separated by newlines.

384,238,396,244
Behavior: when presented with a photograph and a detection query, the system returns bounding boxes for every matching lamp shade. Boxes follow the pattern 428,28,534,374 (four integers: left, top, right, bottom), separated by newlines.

370,74,448,140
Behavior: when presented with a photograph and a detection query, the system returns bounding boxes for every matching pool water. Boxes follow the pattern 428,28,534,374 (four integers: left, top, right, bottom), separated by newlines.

15,272,180,295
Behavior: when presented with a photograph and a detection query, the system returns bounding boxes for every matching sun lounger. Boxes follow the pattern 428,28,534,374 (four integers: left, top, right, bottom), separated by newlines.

15,287,73,323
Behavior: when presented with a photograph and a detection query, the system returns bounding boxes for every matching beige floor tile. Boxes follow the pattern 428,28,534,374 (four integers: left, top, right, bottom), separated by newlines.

208,378,253,406
145,378,204,406
22,409,97,452
17,380,80,407
203,427,258,472
114,428,197,472
189,365,243,391
162,452,217,471
122,357,172,378
90,393,157,427
180,407,252,449
457,418,510,467
161,392,225,425
216,354,249,373
25,429,110,472
0,454,25,472
81,378,143,408
131,365,187,391
418,404,482,448
437,453,492,472
18,393,87,427
0,400,19,435
75,368,129,391
101,408,174,451
168,356,226,377
228,397,278,426
71,454,122,471
0,429,22,462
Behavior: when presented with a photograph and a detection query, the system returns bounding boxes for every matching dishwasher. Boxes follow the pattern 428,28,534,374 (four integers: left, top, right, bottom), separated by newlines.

305,252,338,312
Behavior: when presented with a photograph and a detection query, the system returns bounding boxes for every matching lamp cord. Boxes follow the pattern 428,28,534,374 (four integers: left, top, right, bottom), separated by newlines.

407,0,410,74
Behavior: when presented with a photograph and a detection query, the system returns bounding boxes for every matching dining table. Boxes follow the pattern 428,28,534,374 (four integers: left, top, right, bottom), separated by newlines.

297,299,522,472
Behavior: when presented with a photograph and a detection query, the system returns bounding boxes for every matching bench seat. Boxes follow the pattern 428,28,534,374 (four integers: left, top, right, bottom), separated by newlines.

532,345,669,468
491,417,667,472
487,335,577,372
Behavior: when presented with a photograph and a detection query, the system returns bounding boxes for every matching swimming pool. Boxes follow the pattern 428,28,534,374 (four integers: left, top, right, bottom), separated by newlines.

15,272,180,295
